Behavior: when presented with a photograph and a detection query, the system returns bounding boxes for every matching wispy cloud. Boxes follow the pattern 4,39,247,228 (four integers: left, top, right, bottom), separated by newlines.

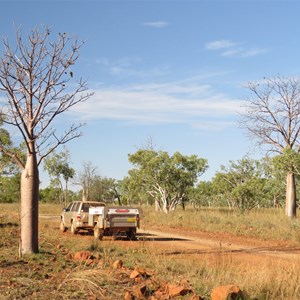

70,78,245,131
205,40,239,50
95,56,170,78
221,48,244,57
240,48,268,58
143,21,169,28
206,39,268,58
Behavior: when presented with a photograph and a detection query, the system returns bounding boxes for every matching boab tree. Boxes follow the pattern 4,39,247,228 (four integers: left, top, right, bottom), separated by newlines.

241,76,300,218
75,161,99,202
0,26,93,254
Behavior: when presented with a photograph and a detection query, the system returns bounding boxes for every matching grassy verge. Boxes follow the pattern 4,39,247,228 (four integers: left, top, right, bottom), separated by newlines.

142,206,300,244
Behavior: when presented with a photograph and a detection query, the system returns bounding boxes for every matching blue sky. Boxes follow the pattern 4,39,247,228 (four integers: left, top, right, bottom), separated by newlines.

1,0,300,188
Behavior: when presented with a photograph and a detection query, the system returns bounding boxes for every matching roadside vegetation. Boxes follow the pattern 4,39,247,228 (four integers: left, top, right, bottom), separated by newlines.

142,205,300,244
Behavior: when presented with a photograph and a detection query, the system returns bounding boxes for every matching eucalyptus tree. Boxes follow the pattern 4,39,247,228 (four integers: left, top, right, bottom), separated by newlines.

211,157,268,210
119,175,150,205
261,156,286,208
190,181,214,208
0,27,93,254
0,174,20,203
43,148,75,206
241,76,300,217
89,176,120,203
128,149,208,213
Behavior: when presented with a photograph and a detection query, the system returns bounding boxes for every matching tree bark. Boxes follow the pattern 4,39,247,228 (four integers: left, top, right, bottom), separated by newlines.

82,186,88,201
286,172,297,218
20,154,39,254
155,199,161,212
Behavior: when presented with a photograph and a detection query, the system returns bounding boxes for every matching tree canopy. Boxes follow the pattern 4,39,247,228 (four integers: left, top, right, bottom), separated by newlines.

211,157,270,210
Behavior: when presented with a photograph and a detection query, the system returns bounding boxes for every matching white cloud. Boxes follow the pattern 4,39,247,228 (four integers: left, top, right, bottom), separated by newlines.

241,48,268,58
221,48,243,57
206,39,268,58
143,21,169,28
70,79,245,131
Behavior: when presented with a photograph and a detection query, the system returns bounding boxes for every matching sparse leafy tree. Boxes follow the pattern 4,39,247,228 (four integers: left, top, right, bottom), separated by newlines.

39,186,79,203
0,26,93,254
241,76,300,217
0,174,20,203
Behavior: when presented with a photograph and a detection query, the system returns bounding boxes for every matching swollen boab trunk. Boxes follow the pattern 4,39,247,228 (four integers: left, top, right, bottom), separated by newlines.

20,154,39,254
286,172,297,218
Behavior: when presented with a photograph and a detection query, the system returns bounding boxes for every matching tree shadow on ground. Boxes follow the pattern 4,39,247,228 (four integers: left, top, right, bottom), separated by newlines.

136,232,191,242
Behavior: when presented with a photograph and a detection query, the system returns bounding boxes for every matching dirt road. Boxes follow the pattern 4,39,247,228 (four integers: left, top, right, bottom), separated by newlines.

42,214,300,265
135,226,300,265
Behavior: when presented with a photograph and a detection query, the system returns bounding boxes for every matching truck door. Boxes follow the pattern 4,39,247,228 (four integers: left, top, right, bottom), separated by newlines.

64,202,77,225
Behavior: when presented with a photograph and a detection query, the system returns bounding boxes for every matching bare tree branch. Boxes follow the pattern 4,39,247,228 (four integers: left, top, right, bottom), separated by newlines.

0,26,93,166
240,76,300,153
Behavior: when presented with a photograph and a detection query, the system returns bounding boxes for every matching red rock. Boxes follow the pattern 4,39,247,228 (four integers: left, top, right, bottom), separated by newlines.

112,259,123,269
73,251,92,261
130,270,141,279
124,291,134,300
134,267,146,274
131,267,151,278
132,284,149,298
211,285,244,300
167,284,191,297
134,277,143,283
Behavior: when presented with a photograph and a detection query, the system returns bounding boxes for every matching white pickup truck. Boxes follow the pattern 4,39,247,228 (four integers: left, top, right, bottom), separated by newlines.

60,201,140,240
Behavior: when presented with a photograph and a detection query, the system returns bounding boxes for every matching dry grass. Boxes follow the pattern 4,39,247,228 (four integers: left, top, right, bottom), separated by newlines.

158,252,300,299
1,203,300,299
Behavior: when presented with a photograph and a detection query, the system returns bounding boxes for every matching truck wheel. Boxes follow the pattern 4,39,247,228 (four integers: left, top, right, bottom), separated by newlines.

126,229,136,241
60,220,66,232
94,225,104,240
71,221,78,235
